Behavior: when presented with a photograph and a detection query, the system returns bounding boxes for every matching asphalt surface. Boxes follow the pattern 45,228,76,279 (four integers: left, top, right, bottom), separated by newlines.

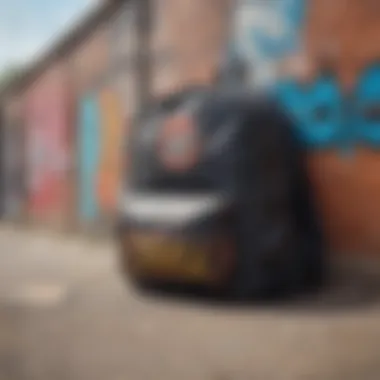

0,225,380,380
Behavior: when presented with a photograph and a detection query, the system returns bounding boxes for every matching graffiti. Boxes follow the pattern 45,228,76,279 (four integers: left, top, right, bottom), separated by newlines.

355,64,380,147
26,69,70,218
28,117,69,213
232,0,380,151
78,94,101,222
277,74,344,148
276,65,380,150
233,0,306,87
97,90,124,215
78,90,125,223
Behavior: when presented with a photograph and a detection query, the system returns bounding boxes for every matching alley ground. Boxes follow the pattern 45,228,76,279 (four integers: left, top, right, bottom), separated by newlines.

1,225,380,380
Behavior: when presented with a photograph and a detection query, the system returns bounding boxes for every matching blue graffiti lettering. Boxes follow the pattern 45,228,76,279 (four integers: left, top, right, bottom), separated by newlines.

355,64,380,147
277,75,344,148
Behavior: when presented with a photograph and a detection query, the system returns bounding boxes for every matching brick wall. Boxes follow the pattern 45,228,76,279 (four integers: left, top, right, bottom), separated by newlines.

71,26,110,95
304,0,380,89
303,0,380,255
151,0,232,97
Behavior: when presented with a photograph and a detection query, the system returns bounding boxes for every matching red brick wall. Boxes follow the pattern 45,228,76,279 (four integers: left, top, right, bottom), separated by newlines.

151,0,232,97
23,62,72,227
303,0,380,89
69,24,111,228
303,0,380,255
71,26,110,95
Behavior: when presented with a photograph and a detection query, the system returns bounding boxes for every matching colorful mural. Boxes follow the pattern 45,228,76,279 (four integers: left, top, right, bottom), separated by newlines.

78,89,125,223
277,74,345,149
97,89,124,216
231,0,380,254
25,66,70,222
355,64,380,148
233,0,306,87
232,0,380,152
78,94,101,223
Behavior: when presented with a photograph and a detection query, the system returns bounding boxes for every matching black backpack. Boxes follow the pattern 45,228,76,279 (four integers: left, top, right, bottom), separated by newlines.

126,86,325,298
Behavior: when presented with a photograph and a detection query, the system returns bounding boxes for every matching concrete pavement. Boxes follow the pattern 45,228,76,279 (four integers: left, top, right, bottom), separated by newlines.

0,225,380,380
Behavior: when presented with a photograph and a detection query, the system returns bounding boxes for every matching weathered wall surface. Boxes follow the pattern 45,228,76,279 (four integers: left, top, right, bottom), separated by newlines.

0,1,230,231
232,0,380,256
71,24,110,226
106,0,137,201
73,2,137,227
151,0,232,96
24,63,72,227
302,0,380,255
308,150,380,256
0,96,25,220
71,26,110,96
304,0,380,89
6,0,380,258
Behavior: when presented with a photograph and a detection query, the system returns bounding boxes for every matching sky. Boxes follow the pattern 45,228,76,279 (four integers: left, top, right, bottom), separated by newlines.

0,0,98,71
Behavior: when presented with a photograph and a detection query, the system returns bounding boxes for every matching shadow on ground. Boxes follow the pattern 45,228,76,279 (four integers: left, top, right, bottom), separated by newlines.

133,272,380,314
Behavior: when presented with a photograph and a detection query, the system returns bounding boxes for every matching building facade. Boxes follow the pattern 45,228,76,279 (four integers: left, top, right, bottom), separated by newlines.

2,0,380,260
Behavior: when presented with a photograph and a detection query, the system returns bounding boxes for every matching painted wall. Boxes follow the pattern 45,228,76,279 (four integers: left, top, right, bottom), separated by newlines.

1,96,25,220
108,1,137,197
97,88,125,217
24,63,71,225
109,0,136,69
77,85,131,223
76,2,136,225
78,93,101,222
232,0,380,255
151,0,232,97
71,26,110,95
71,23,110,226
0,2,138,229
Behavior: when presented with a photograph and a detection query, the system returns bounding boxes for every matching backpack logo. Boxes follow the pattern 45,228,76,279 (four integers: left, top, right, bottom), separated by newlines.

158,114,201,172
